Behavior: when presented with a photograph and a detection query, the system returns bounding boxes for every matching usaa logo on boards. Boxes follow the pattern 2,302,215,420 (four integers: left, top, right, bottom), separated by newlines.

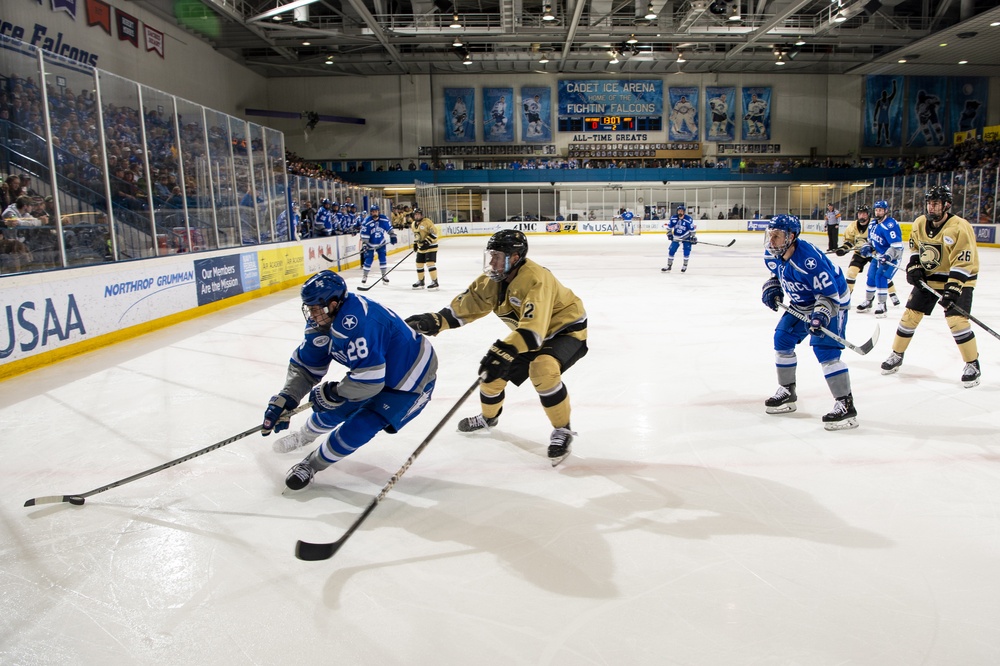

582,222,615,232
1,294,86,359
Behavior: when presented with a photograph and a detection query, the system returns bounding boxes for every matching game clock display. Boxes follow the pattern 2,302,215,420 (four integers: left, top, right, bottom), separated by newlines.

557,116,662,132
584,116,634,131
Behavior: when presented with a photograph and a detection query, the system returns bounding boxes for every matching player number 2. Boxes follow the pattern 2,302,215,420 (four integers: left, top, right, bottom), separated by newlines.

348,338,369,361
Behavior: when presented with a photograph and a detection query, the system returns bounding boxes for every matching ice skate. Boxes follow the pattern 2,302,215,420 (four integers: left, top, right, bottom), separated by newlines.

661,260,673,273
881,351,903,375
361,272,369,284
548,426,575,466
412,280,425,289
285,458,316,490
874,301,887,319
273,428,310,453
381,271,389,284
458,413,498,432
856,299,874,313
681,261,688,273
962,359,981,388
822,394,858,431
427,280,439,290
764,383,797,414
890,293,900,306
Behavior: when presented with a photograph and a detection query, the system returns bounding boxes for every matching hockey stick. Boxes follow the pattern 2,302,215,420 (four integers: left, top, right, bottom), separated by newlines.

357,249,415,292
777,303,880,355
918,280,1000,342
23,404,311,507
692,238,736,248
321,248,365,265
295,377,481,561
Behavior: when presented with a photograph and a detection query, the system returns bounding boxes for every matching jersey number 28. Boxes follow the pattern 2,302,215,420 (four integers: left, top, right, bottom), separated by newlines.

347,338,369,361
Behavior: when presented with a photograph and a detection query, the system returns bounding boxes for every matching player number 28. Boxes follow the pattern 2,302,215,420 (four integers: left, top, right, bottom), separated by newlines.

347,338,370,361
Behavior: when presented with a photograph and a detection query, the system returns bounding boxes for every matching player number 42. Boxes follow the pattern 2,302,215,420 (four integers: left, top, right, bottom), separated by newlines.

812,272,833,290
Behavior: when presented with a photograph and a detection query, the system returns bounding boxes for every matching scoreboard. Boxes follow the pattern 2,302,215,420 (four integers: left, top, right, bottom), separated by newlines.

584,116,634,131
557,116,662,132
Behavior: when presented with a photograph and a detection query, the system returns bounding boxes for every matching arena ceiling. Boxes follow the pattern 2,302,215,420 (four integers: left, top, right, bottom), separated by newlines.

134,0,1000,78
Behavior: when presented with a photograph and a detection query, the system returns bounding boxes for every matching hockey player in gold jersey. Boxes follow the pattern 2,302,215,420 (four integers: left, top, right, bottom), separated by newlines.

833,204,900,307
405,229,588,465
881,185,982,387
411,208,440,289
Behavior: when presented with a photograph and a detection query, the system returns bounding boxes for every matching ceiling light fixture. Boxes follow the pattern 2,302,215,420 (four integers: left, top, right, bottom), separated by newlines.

609,49,620,64
991,21,1000,27
775,56,785,65
958,60,968,65
542,4,556,21
450,13,462,28
794,37,805,46
728,2,741,21
626,34,638,44
644,3,657,20
897,58,906,63
453,36,463,47
539,54,550,63
302,40,311,45
272,13,284,21
833,9,847,22
463,52,473,65
676,51,686,63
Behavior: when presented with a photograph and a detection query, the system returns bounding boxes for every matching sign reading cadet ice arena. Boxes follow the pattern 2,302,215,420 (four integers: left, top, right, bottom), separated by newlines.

557,80,663,117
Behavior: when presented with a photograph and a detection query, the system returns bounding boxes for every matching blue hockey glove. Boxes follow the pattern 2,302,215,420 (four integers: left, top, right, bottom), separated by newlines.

262,393,298,436
405,312,443,336
809,307,831,335
937,283,962,312
859,244,873,258
479,339,518,383
906,255,926,286
667,232,674,241
761,276,783,311
310,381,345,412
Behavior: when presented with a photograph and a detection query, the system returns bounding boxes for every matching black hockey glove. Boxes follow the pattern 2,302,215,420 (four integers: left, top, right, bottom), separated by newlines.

405,312,443,336
412,241,419,252
310,381,345,412
834,244,849,257
809,307,832,335
262,393,298,436
937,283,962,313
479,340,518,383
390,234,398,245
761,276,783,311
418,240,432,251
906,255,926,286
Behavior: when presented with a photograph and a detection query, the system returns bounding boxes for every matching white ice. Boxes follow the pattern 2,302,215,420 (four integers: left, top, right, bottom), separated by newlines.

2,233,1000,665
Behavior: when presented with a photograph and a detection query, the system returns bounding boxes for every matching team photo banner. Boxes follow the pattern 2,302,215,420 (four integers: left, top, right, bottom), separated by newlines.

557,80,663,117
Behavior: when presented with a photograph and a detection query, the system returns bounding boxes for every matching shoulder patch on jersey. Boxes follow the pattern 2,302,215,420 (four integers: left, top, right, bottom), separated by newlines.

509,295,522,307
943,235,955,245
341,314,358,330
313,335,331,347
766,260,778,271
805,257,817,270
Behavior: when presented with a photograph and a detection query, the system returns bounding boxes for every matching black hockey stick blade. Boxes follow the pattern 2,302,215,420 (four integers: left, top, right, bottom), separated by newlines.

23,404,310,508
321,253,336,263
294,376,481,561
694,239,735,248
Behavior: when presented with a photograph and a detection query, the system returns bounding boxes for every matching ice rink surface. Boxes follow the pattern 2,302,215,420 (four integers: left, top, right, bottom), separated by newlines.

3,232,1000,665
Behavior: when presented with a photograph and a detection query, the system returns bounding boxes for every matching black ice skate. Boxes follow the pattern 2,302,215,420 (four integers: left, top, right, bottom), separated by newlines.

822,394,858,431
765,383,797,414
874,301,887,319
548,427,576,466
412,280,425,289
458,414,498,432
381,272,389,284
428,280,439,290
962,359,981,388
285,459,316,490
856,299,874,313
661,261,673,273
890,293,901,306
881,351,903,375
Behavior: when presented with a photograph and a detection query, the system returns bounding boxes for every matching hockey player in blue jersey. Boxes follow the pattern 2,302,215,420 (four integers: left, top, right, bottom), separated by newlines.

856,200,904,319
261,270,438,490
613,207,637,235
275,202,300,241
662,204,697,272
314,198,334,237
359,203,397,284
761,214,859,430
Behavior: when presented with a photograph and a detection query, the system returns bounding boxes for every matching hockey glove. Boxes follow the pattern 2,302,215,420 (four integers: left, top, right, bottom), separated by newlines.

859,244,873,259
808,307,831,335
906,255,926,286
761,276,783,311
937,283,962,313
310,381,345,412
687,234,698,244
834,245,849,257
667,233,674,242
262,393,298,436
412,241,419,252
479,340,518,383
360,242,371,254
418,240,432,251
390,234,398,245
405,312,443,336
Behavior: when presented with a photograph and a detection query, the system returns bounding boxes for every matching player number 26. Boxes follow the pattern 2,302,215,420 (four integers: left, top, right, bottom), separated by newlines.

812,272,833,290
348,338,370,361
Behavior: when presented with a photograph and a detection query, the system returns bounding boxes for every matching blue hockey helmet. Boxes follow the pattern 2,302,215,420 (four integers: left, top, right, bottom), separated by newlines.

330,200,340,208
369,202,380,212
676,203,686,212
873,200,889,217
765,214,801,258
301,270,348,328
321,198,331,206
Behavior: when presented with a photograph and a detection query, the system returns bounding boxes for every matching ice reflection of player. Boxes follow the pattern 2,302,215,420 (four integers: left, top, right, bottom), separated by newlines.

744,93,767,136
523,95,542,137
452,97,468,135
671,95,697,137
490,96,507,134
708,93,730,137
959,99,982,131
908,90,944,146
871,80,897,146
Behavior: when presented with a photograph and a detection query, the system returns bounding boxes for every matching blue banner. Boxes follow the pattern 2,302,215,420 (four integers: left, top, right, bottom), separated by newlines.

705,87,735,142
950,77,988,139
521,87,552,142
556,80,663,116
906,77,947,147
864,75,902,147
668,86,699,142
741,87,771,141
444,88,475,142
194,255,244,305
483,87,514,142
